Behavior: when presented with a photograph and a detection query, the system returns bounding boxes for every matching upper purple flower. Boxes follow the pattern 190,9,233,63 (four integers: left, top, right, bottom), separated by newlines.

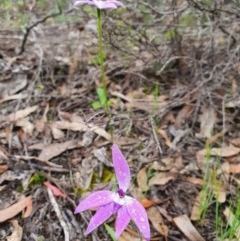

74,0,124,9
74,144,150,240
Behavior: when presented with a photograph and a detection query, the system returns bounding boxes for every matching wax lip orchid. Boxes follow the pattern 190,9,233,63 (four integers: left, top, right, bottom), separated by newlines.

74,144,150,240
74,0,124,9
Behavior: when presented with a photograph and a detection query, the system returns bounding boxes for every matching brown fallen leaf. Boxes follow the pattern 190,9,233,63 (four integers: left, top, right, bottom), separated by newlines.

51,125,65,139
230,138,240,148
147,206,169,240
125,89,169,112
0,196,32,223
149,172,177,186
197,106,216,138
38,140,79,161
15,118,34,136
229,164,240,173
174,214,205,241
140,199,154,209
119,231,141,241
0,164,8,174
53,120,111,141
6,105,38,122
190,192,202,221
137,167,149,192
197,146,240,158
35,104,49,133
175,104,195,128
6,220,23,241
0,93,28,104
158,128,173,148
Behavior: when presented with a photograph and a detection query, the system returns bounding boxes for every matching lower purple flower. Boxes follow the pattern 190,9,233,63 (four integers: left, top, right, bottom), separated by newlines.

74,144,150,240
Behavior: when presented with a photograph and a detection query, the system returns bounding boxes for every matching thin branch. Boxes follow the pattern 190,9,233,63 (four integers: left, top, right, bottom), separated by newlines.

17,5,74,55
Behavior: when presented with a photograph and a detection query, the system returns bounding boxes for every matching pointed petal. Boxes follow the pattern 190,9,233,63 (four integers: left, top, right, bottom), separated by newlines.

115,206,131,238
112,144,130,192
74,0,95,7
74,190,113,214
92,0,116,9
109,0,124,7
86,202,120,234
126,198,151,241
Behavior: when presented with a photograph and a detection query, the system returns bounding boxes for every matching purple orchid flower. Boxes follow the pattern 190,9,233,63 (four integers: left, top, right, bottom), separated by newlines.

74,0,124,9
74,144,150,240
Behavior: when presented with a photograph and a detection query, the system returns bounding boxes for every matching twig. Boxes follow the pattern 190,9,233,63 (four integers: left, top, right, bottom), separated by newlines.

47,188,70,241
17,5,74,55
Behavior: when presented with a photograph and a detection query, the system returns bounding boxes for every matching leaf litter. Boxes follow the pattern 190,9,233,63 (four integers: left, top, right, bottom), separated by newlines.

1,1,240,241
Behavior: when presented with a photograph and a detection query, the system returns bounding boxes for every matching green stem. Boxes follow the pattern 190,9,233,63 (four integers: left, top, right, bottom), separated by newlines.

96,8,113,140
97,8,108,110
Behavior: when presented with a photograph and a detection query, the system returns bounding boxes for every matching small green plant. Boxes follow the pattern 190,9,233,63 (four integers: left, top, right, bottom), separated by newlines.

217,191,240,240
91,87,112,109
198,142,218,221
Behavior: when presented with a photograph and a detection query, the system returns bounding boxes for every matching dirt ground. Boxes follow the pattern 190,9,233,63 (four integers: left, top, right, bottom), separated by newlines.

1,1,240,241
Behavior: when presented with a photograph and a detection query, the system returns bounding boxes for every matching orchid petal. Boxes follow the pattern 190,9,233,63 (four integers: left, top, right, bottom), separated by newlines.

74,0,95,7
112,144,130,192
92,0,117,9
126,198,150,241
74,190,113,214
109,0,124,7
115,206,131,238
86,202,120,234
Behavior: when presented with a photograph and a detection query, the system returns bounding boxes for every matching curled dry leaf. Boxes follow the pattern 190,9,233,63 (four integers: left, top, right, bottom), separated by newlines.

0,196,32,223
147,206,169,240
174,214,205,241
6,220,23,241
149,172,177,186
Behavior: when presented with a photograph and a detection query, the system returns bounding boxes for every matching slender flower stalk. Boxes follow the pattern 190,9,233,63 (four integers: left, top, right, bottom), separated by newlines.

74,144,151,240
97,8,108,111
74,0,124,136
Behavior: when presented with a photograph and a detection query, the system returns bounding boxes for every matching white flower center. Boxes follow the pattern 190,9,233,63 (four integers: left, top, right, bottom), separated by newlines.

111,192,133,206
